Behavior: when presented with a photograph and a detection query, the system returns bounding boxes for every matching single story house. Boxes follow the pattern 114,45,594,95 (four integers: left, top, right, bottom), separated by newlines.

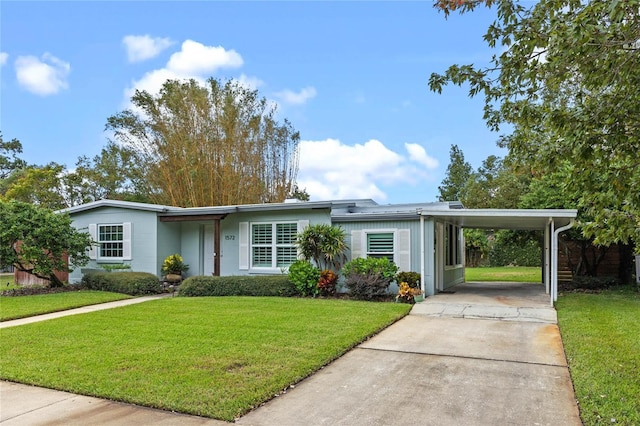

61,199,577,304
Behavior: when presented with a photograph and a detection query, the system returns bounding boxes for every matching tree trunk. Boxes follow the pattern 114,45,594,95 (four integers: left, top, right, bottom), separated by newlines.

48,273,64,287
618,243,635,284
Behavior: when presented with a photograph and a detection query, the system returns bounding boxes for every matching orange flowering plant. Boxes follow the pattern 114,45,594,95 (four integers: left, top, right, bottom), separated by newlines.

396,281,423,304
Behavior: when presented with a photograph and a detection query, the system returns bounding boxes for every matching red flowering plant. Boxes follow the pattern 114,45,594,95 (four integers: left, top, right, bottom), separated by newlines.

317,269,338,296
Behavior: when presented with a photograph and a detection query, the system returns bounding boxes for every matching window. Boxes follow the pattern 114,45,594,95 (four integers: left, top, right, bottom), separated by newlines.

251,222,297,268
350,229,411,272
88,222,131,261
99,225,123,258
445,224,462,266
366,232,394,262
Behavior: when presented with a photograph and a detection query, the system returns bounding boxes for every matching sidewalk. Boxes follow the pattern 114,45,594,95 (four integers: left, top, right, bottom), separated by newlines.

0,294,171,329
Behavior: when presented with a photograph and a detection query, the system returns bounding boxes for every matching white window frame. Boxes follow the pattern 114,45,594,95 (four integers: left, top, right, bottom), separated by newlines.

89,222,131,262
249,221,298,271
351,228,411,272
365,231,395,262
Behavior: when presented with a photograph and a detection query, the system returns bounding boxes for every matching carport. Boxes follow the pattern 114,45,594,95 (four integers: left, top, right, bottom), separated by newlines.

419,209,577,305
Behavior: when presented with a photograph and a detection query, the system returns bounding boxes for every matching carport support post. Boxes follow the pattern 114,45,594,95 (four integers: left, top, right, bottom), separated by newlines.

552,219,575,305
544,220,551,295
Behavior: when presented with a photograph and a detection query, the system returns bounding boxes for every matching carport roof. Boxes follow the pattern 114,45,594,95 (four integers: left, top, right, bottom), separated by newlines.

422,209,577,230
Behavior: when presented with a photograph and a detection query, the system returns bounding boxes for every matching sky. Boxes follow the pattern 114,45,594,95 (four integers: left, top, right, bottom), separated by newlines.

1,1,507,205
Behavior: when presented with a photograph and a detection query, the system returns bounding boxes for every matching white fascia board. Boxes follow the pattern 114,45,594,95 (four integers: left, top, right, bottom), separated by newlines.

58,199,182,215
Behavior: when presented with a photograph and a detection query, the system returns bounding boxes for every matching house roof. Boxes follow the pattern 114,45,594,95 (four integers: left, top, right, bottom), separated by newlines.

331,201,461,222
60,199,577,230
59,198,375,216
423,209,578,230
58,199,183,214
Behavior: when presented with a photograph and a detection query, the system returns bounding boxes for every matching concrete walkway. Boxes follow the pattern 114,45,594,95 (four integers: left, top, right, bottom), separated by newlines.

1,283,582,425
236,282,581,426
0,294,172,329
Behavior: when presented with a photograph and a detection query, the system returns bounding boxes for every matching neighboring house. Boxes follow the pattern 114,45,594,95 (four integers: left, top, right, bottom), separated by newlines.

61,199,576,302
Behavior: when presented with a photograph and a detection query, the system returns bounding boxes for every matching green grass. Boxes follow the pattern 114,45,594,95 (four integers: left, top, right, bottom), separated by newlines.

0,297,410,421
0,291,132,321
465,266,541,282
0,273,18,291
557,287,640,425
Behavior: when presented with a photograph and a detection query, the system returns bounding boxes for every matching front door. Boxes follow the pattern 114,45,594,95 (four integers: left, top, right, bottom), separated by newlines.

203,224,215,276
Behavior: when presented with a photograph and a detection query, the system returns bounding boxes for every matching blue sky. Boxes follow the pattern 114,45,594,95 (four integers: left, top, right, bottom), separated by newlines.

1,1,505,204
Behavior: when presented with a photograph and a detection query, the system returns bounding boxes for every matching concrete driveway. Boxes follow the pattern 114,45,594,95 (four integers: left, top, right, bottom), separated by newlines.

1,283,581,425
237,282,581,426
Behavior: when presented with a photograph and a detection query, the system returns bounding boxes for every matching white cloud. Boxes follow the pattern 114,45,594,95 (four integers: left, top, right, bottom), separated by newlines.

0,52,7,66
166,40,243,75
405,143,439,169
122,35,174,63
236,73,264,90
15,53,70,96
297,138,439,201
274,86,317,105
124,40,244,106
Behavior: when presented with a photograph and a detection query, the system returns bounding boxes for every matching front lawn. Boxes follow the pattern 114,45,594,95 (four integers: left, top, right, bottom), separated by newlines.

0,291,132,321
557,287,640,425
0,273,16,290
465,266,541,283
0,297,411,421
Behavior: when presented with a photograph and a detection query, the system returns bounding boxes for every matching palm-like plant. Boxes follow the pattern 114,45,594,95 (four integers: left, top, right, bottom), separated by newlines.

295,224,348,271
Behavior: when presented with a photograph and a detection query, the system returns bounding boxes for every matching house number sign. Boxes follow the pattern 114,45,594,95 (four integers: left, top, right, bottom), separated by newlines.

224,235,236,241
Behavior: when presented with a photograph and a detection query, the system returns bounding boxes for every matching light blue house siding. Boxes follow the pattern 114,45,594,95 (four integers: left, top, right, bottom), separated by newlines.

157,221,182,275
64,200,464,295
340,220,420,272
338,217,463,296
67,207,161,283
221,208,332,276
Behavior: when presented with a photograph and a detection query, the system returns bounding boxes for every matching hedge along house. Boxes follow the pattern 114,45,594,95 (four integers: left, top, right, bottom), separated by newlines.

61,199,576,304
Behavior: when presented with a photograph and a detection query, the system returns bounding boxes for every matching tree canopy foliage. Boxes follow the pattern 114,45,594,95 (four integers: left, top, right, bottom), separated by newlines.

0,132,27,180
0,200,92,287
430,0,640,252
106,78,300,207
438,144,471,202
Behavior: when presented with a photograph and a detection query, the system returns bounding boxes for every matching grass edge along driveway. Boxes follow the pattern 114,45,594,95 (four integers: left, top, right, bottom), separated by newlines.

557,287,640,425
0,297,411,421
0,291,132,321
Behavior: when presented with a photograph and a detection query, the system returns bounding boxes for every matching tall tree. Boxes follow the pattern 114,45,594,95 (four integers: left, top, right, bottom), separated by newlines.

461,154,530,209
1,163,67,210
72,142,148,203
438,144,472,202
0,200,92,287
0,133,27,180
430,0,640,252
106,78,300,207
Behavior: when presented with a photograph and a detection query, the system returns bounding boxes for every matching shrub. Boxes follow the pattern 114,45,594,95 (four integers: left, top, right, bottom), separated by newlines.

295,224,348,270
488,231,541,267
161,253,189,275
570,275,620,290
318,269,338,296
99,263,131,272
287,260,321,296
82,271,162,295
177,275,297,297
342,257,398,300
396,271,421,288
1,284,85,297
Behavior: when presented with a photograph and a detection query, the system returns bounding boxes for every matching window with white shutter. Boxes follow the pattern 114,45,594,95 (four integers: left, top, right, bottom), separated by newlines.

241,221,304,270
